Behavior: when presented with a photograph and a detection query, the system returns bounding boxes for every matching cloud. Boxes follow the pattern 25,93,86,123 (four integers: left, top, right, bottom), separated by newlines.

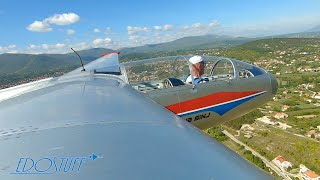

125,20,221,46
94,27,115,35
66,29,75,35
104,27,115,35
128,35,139,41
0,44,17,53
127,26,149,35
93,28,101,33
163,24,173,30
153,24,174,31
21,37,114,54
27,13,80,33
209,19,220,27
182,25,189,30
45,13,80,25
27,21,52,32
27,43,70,54
73,42,90,50
177,20,220,37
8,45,16,49
127,26,151,45
92,38,113,47
55,43,66,48
154,26,162,30
191,23,203,28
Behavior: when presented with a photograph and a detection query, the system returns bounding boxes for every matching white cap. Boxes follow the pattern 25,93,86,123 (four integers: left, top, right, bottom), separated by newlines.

189,55,203,64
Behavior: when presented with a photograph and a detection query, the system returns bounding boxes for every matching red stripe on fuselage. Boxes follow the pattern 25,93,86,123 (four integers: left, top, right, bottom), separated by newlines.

165,91,260,114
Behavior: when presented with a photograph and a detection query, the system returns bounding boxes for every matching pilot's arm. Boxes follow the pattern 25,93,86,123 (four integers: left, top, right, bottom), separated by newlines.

185,75,193,84
186,75,204,84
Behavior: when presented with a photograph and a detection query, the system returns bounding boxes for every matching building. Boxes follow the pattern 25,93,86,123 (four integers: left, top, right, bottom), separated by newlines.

314,93,320,99
282,105,290,111
273,156,292,171
307,130,317,138
300,164,320,180
304,98,312,103
274,112,288,120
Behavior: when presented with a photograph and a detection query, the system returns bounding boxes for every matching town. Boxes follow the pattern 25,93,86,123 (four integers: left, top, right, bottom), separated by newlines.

202,38,320,179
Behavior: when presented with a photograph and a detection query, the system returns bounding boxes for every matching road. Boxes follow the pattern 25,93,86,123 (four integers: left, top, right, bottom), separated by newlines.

222,130,291,180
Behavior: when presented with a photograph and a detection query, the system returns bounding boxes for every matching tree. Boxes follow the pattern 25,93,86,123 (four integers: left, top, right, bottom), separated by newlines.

204,126,228,142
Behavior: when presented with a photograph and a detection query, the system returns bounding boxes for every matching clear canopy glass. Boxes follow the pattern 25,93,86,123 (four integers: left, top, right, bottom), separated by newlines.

122,55,266,86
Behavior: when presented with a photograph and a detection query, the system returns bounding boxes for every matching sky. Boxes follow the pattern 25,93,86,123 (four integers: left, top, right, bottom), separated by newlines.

0,0,320,54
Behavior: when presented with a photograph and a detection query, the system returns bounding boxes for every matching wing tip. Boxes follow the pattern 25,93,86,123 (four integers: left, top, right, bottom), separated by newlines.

102,52,120,57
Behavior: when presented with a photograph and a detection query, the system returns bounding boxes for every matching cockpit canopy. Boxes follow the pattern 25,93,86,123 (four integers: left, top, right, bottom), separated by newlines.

121,55,266,92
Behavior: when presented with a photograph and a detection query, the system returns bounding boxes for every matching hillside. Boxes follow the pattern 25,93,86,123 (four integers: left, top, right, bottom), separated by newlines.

120,35,253,54
0,48,114,75
0,48,115,88
0,35,255,88
271,31,320,38
219,38,320,62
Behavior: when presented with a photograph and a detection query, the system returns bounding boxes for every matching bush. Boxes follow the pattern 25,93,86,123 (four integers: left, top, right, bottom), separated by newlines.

205,126,228,142
283,100,299,106
261,131,269,137
290,106,301,111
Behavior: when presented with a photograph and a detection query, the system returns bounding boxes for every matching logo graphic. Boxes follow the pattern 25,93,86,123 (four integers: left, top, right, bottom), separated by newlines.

12,153,101,175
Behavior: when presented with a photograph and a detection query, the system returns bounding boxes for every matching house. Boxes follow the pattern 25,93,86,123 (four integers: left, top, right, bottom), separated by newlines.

277,122,292,130
273,156,292,171
307,130,317,138
300,164,320,180
308,84,315,88
282,105,290,111
304,98,312,103
270,120,278,126
274,112,288,120
314,93,320,99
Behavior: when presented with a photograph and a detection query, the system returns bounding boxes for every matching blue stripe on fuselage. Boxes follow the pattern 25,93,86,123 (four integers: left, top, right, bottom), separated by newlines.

180,92,264,117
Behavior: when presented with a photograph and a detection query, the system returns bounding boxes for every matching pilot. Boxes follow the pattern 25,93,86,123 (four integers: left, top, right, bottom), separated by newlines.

186,55,206,84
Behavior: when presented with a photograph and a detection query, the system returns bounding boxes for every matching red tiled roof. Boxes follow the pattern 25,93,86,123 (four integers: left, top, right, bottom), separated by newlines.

304,170,320,178
308,130,316,135
276,156,285,163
